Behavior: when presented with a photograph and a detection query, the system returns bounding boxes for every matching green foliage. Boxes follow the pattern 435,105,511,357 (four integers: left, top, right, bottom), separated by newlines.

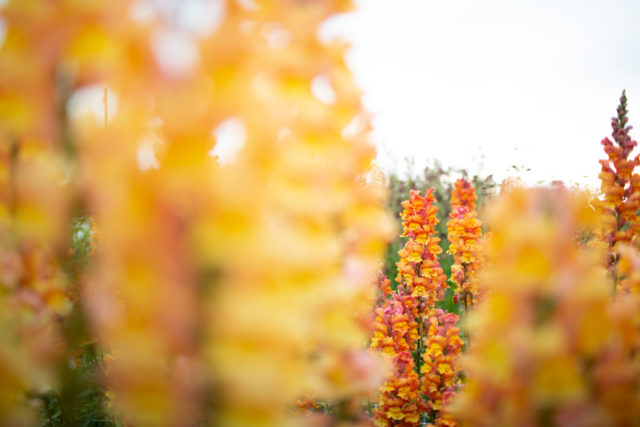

36,217,119,427
383,160,496,314
36,342,117,427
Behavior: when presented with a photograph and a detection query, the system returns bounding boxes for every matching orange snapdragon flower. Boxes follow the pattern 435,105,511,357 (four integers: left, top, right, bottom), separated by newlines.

592,91,640,294
0,0,393,425
396,189,447,302
447,179,483,307
374,351,425,427
451,187,640,426
421,309,464,425
373,188,464,426
372,294,418,358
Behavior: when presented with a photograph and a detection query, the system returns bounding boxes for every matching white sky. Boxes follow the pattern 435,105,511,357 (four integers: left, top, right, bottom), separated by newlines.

5,0,636,187
322,0,640,187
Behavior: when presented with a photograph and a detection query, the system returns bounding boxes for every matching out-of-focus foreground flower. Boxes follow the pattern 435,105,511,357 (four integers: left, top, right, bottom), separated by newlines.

0,0,393,425
451,187,640,426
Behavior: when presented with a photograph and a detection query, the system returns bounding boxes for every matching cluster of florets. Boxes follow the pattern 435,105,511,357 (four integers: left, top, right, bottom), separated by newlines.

421,309,464,426
372,297,418,358
371,272,423,425
374,351,425,426
396,189,447,302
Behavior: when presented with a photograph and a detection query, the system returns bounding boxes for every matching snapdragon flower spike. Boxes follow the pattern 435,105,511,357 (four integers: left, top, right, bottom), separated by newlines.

447,179,483,307
421,309,464,426
374,351,426,427
592,91,640,289
396,189,447,302
1,0,393,425
373,188,458,427
370,276,424,426
451,187,640,426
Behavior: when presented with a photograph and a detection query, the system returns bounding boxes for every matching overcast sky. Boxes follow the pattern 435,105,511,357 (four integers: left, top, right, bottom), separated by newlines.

5,0,637,187
323,0,640,187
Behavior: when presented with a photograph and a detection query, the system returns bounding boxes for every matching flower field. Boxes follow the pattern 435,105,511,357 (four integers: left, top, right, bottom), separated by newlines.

1,1,640,426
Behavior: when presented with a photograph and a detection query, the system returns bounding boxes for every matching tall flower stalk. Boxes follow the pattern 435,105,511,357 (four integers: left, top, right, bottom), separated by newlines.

372,189,462,426
592,90,640,295
2,0,394,425
448,178,483,310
